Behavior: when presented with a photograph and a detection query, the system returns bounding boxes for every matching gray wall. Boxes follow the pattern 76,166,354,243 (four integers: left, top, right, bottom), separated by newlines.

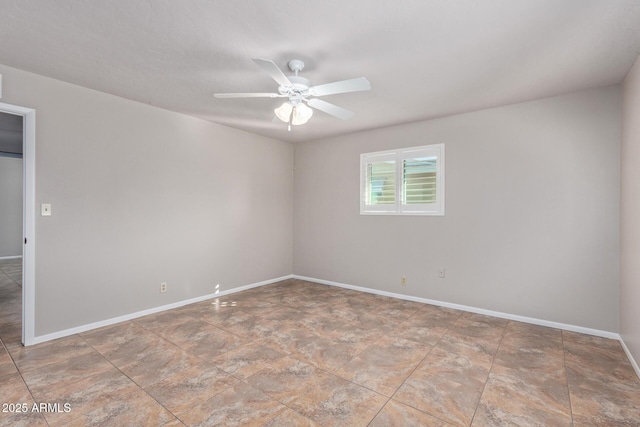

294,86,621,332
621,55,640,366
0,60,625,339
0,156,22,257
0,64,293,336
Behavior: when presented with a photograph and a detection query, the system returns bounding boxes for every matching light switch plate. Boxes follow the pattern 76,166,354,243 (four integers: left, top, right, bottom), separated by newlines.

41,203,51,216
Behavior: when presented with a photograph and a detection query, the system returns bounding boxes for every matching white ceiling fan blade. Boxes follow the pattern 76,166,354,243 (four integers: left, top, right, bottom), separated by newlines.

252,58,292,87
309,77,371,97
214,92,285,98
307,98,354,120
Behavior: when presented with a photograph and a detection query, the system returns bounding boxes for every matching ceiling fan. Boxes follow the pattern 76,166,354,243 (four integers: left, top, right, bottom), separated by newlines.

214,58,371,131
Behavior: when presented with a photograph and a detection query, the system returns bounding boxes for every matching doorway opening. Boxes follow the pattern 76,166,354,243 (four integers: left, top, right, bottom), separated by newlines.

0,102,36,346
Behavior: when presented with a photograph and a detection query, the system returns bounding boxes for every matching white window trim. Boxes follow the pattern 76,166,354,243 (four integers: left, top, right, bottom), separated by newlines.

360,143,445,216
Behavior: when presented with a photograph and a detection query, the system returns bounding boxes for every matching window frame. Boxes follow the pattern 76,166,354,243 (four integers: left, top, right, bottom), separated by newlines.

360,143,445,216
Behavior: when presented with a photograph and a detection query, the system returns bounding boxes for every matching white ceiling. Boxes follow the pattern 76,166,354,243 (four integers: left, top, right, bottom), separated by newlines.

1,0,639,143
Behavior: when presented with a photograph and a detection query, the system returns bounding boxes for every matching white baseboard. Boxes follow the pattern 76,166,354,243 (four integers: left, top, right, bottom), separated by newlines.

299,272,637,380
30,274,293,345
0,255,22,260
29,272,640,381
620,337,640,380
292,275,620,340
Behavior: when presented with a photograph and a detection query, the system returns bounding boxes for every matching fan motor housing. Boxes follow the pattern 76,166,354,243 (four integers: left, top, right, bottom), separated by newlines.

279,75,311,96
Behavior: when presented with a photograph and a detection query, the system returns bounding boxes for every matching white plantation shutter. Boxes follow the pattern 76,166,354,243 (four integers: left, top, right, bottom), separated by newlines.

403,157,437,204
361,152,398,212
361,144,444,215
367,160,396,205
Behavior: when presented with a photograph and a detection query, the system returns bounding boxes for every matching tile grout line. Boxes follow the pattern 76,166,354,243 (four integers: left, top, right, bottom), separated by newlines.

77,327,200,425
130,314,268,412
268,303,395,425
0,259,22,289
560,331,576,426
374,346,436,424
255,302,383,423
0,268,21,289
342,302,447,425
468,319,508,426
0,258,45,425
371,309,465,426
246,298,426,425
132,310,310,425
172,297,328,410
1,335,52,426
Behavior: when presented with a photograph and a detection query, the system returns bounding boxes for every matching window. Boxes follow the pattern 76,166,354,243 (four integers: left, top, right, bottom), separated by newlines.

360,144,444,215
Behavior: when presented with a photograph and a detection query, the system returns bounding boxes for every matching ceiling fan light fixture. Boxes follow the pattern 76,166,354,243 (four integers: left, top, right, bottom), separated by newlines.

274,102,293,122
274,101,313,125
292,102,313,125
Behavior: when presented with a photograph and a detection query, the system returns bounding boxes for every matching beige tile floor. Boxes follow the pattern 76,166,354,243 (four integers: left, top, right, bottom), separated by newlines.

1,259,639,426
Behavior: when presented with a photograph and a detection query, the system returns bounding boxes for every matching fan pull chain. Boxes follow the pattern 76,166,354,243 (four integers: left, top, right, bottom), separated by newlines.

288,106,294,131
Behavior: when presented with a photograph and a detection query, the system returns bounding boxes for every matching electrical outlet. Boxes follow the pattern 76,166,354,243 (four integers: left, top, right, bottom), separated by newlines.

438,267,446,279
401,276,407,286
160,282,167,293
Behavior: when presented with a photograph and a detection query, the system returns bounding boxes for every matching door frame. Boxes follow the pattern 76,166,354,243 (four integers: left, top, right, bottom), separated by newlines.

0,102,36,345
